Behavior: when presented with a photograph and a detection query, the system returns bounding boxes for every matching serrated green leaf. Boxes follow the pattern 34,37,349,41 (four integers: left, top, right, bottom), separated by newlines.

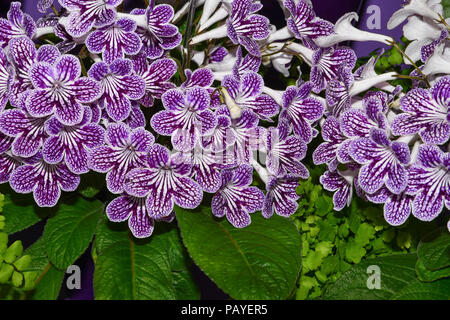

93,219,199,300
175,207,302,300
44,197,103,270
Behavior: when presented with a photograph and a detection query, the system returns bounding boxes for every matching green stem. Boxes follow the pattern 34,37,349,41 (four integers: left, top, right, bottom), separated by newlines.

388,40,430,87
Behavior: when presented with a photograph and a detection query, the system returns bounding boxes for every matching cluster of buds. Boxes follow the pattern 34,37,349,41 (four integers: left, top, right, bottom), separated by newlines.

0,0,447,238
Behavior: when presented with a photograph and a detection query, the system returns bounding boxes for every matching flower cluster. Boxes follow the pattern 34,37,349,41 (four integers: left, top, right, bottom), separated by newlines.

0,0,447,238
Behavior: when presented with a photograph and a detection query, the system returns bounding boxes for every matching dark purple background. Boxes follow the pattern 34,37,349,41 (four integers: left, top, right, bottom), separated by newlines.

1,0,404,300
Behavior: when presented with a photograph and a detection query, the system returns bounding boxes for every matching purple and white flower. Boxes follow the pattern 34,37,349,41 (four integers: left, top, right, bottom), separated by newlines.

284,0,333,47
42,109,105,174
280,82,324,143
9,153,80,207
310,47,356,93
151,87,216,151
0,2,36,47
124,144,203,219
320,169,354,211
26,54,102,126
266,121,309,178
86,17,142,65
313,116,351,170
132,55,177,107
366,185,414,226
226,0,269,56
350,128,410,195
407,144,449,222
59,0,122,37
262,174,300,218
391,76,449,145
106,194,155,238
221,71,279,120
212,164,264,228
0,109,50,158
8,36,61,109
0,48,13,112
88,122,154,194
88,58,145,122
128,4,181,59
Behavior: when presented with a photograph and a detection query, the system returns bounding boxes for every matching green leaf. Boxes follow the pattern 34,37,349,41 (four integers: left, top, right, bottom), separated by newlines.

24,238,64,300
31,265,65,300
93,218,199,300
175,206,302,300
324,254,418,299
415,259,450,282
44,197,103,270
0,186,53,234
391,278,450,299
345,240,366,264
417,228,450,271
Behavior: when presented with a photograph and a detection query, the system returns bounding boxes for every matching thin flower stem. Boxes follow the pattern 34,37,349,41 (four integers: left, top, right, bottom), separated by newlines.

182,0,197,71
388,40,430,87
